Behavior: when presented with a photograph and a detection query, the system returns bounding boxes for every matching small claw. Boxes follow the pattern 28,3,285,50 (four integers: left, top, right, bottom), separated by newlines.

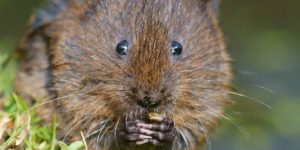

137,127,176,142
119,132,152,141
136,122,173,132
124,120,145,133
149,139,163,146
136,139,149,145
126,125,140,133
138,128,155,135
135,139,163,146
152,130,177,142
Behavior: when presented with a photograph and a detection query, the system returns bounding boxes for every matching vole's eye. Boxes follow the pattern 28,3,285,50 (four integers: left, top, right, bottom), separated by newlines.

171,41,182,56
116,40,129,55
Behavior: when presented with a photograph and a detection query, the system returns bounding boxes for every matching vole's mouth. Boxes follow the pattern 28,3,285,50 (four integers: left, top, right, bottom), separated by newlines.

123,108,149,122
137,99,162,108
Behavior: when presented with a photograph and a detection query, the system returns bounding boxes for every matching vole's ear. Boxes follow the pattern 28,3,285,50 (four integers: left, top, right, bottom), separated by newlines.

201,0,221,14
14,0,66,102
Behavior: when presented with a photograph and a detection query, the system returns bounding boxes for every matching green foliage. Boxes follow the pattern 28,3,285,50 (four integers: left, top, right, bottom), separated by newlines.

0,51,85,150
0,40,16,95
0,93,85,150
58,141,84,150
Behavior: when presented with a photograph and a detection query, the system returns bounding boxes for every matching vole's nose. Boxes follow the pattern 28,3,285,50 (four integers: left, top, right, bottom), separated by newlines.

137,95,160,108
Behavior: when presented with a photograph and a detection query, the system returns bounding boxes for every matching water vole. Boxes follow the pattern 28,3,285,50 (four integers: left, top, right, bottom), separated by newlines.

14,0,232,149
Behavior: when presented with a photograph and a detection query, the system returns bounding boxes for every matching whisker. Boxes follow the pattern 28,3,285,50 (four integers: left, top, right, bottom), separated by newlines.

178,85,272,111
173,87,228,94
114,117,121,146
63,119,86,141
250,84,277,95
174,80,230,88
125,112,129,128
97,120,111,145
30,93,77,111
198,121,211,150
175,127,189,149
228,91,273,110
182,93,252,144
171,116,177,150
222,114,252,142
57,79,80,87
96,120,110,144
62,105,104,141
86,120,108,138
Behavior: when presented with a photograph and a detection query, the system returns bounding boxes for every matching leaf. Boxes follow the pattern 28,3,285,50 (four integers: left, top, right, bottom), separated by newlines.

58,141,84,150
12,93,29,112
69,141,84,150
37,141,50,150
58,141,70,150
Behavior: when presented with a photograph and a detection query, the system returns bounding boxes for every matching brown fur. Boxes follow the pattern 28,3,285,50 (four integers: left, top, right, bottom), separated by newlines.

14,0,232,149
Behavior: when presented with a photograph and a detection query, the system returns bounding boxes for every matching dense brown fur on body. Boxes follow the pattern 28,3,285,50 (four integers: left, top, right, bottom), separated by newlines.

14,0,232,149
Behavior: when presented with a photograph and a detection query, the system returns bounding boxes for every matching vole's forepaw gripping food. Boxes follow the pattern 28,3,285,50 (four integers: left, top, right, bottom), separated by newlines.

119,116,176,146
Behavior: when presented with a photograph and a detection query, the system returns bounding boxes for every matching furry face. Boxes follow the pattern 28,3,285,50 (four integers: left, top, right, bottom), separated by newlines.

15,0,231,149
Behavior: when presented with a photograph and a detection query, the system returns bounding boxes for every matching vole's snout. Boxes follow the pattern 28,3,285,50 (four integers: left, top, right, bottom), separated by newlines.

137,94,161,108
131,88,162,108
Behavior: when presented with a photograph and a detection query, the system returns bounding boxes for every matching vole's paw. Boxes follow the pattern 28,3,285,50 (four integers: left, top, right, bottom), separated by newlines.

119,120,152,146
136,117,176,145
119,117,176,146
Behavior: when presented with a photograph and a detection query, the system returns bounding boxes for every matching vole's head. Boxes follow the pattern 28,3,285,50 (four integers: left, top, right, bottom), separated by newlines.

50,0,231,142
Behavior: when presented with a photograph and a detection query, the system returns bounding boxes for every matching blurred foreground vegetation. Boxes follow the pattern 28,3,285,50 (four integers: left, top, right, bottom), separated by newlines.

0,93,85,149
0,0,300,149
0,31,85,149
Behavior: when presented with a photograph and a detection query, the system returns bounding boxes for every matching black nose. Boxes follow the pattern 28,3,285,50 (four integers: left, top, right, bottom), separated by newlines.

138,96,160,108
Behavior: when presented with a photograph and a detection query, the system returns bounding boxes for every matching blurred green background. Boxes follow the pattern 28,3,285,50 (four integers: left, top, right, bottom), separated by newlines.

0,0,299,149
